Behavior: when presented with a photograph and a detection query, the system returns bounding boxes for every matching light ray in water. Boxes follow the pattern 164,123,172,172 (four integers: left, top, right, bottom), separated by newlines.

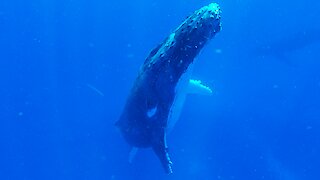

86,83,105,97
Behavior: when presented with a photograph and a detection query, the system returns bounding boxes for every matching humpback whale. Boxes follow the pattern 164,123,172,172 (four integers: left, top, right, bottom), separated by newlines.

115,3,221,174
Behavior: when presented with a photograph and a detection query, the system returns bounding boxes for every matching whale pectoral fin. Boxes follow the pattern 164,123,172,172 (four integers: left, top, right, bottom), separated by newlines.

128,147,139,163
152,129,173,174
188,79,213,95
153,145,173,174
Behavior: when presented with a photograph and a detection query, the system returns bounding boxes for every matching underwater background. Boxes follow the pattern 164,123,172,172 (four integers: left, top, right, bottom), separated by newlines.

1,0,320,179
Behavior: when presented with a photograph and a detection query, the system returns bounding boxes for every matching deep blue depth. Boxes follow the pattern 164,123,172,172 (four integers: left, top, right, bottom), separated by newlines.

1,0,320,179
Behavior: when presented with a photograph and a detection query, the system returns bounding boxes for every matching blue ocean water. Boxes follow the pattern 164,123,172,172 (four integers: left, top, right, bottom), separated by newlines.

1,0,320,179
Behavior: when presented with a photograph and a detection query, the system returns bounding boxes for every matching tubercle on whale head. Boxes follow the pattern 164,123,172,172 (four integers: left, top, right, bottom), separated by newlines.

154,3,221,75
140,3,221,73
174,3,221,46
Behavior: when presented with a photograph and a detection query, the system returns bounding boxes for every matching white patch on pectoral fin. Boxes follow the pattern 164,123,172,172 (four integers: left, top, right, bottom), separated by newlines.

188,79,213,95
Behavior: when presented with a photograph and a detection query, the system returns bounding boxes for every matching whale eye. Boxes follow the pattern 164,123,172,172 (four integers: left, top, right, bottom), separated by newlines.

147,106,158,118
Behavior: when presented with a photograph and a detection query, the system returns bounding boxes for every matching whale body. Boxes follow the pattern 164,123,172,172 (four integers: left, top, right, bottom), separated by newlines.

115,3,221,174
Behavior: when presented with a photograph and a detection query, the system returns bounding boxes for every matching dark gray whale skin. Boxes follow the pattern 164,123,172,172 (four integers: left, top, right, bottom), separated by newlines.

115,3,221,174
